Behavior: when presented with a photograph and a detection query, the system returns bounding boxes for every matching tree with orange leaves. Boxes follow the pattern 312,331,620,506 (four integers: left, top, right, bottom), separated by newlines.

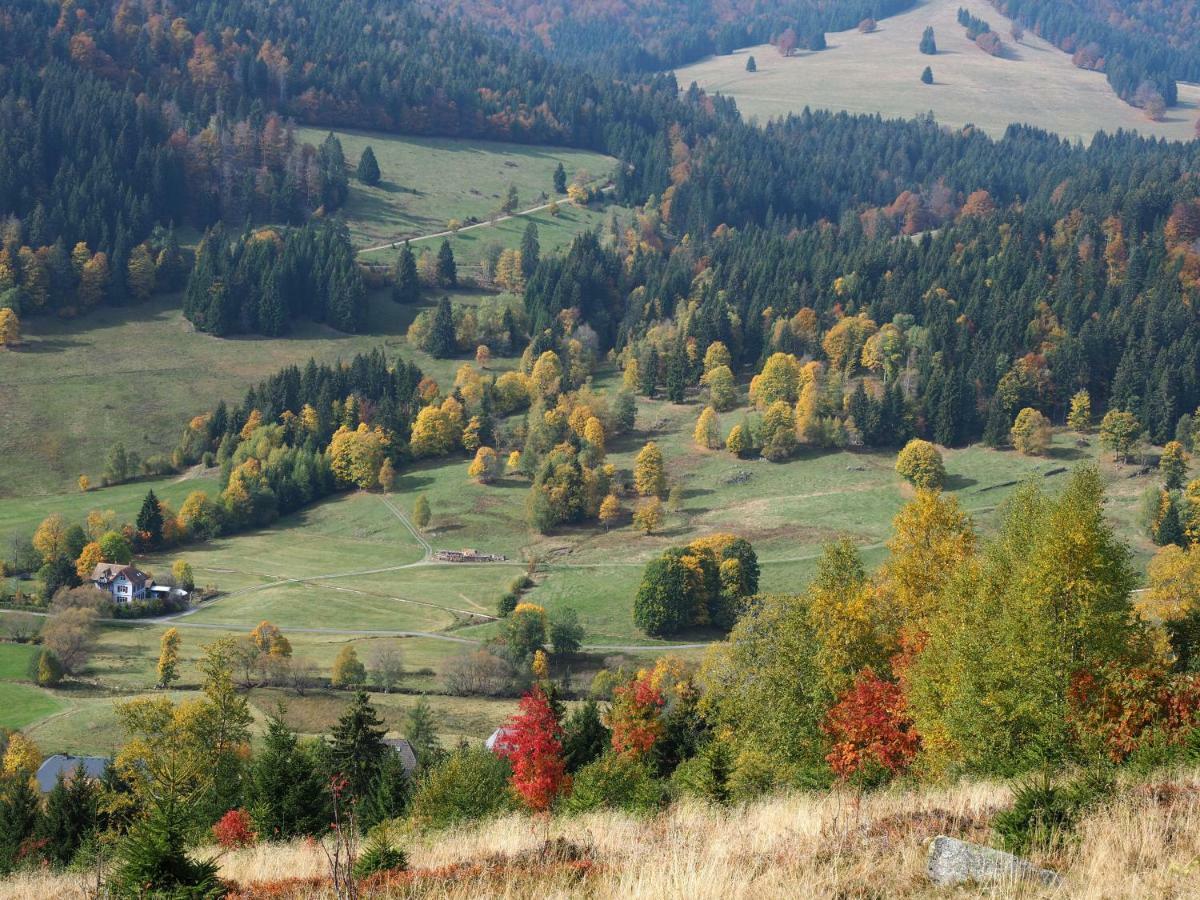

609,670,665,758
823,668,920,782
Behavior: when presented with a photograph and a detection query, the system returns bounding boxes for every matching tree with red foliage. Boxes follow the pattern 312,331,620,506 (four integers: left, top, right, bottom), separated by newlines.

499,685,571,811
608,670,665,758
823,668,920,781
1068,664,1200,761
212,808,257,849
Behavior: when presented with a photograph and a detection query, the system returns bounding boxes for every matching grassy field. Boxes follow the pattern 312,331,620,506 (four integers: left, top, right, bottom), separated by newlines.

295,127,615,251
675,0,1200,143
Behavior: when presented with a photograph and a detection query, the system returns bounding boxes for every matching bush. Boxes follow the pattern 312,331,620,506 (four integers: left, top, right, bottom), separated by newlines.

353,830,408,878
992,769,1113,855
670,741,734,804
28,649,63,687
560,753,667,816
727,748,793,802
408,747,512,829
211,809,256,849
497,592,519,617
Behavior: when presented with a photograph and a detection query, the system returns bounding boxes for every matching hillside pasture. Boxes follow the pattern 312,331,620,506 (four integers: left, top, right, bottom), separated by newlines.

675,0,1200,143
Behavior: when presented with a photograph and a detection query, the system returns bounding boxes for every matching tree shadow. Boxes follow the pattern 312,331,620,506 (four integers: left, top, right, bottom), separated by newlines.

10,337,89,354
943,474,979,491
392,474,435,492
1045,445,1088,462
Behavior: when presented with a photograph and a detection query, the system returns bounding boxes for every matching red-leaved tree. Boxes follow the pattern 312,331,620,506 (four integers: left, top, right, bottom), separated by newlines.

823,668,920,780
212,808,257,849
1069,664,1200,761
609,670,665,758
499,685,571,811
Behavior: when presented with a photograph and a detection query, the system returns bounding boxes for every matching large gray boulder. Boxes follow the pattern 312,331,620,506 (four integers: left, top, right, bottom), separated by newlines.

926,835,1061,888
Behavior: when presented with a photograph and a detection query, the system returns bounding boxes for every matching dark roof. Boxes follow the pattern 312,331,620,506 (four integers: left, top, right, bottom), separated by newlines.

383,738,418,774
35,755,109,793
91,563,151,588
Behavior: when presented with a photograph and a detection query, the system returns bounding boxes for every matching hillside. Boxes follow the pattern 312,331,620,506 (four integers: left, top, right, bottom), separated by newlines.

676,0,1200,142
5,775,1199,898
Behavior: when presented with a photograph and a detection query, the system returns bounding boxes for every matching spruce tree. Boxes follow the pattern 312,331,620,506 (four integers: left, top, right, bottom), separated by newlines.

0,775,40,874
745,55,757,72
249,712,329,838
666,349,687,403
330,690,388,801
404,696,443,768
359,750,410,830
356,146,381,186
392,243,420,304
136,490,164,547
428,296,456,359
920,26,937,54
520,221,540,280
36,766,99,867
435,239,457,287
921,66,934,85
553,162,567,194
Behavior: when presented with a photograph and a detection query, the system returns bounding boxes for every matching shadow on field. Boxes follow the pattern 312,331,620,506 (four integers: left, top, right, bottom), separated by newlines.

943,473,979,491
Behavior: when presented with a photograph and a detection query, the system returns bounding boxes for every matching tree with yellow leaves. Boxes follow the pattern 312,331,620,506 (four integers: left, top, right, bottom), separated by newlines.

599,493,622,531
807,540,889,699
329,423,390,489
583,416,606,455
2,733,41,782
1010,407,1051,455
703,341,732,373
530,350,563,398
1140,545,1200,668
633,497,664,534
702,365,737,411
1067,390,1092,432
85,509,116,542
409,404,458,457
475,344,491,369
250,621,292,658
726,423,750,457
378,458,397,492
239,408,264,440
634,441,667,497
77,474,90,492
822,313,878,375
126,243,157,301
506,450,522,474
0,307,20,347
748,353,801,408
622,356,640,391
157,628,182,688
32,513,69,562
895,439,945,489
468,446,501,483
694,406,721,449
75,541,103,580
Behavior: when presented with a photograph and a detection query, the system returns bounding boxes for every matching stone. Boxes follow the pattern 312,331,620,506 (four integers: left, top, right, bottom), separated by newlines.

926,835,1061,888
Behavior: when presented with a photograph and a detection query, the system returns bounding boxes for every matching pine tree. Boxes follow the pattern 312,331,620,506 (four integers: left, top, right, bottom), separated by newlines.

412,494,431,530
553,162,567,194
330,690,388,800
921,66,934,85
249,712,329,839
392,243,420,304
666,349,687,403
745,55,757,72
35,765,99,867
359,749,409,830
0,774,41,874
136,490,164,547
429,296,456,358
435,239,457,288
356,146,381,186
920,26,937,55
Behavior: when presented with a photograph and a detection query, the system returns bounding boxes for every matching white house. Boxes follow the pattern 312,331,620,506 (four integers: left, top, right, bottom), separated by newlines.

90,562,153,603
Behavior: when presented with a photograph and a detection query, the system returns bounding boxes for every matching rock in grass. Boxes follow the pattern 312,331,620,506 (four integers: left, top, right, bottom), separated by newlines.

926,835,1061,888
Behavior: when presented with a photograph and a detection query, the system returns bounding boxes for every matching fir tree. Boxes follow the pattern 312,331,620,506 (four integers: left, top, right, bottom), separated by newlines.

330,690,388,801
356,146,381,186
921,66,934,85
392,243,420,304
136,490,164,547
404,696,443,768
359,750,410,830
553,162,567,194
745,55,757,72
428,296,457,359
520,222,540,281
436,239,457,288
249,712,330,839
36,765,99,867
920,26,938,54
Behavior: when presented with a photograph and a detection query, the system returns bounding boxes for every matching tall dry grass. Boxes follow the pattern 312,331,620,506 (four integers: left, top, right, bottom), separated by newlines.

3,773,1198,899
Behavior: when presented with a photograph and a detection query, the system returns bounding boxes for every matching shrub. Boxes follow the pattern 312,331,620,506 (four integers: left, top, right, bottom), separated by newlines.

497,592,519,617
670,741,734,804
212,809,256,849
408,747,512,829
28,649,63,687
727,748,793,802
560,753,666,816
895,439,945,489
992,769,1113,855
353,830,408,878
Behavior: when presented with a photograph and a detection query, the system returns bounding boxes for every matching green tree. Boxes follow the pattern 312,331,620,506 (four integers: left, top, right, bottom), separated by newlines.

520,221,540,281
562,699,610,772
634,555,692,636
404,696,443,769
435,239,457,288
921,66,934,85
356,146,381,185
35,763,99,866
1099,410,1142,463
330,689,387,800
98,530,133,564
412,494,431,530
359,748,410,830
248,711,330,839
392,243,420,304
745,55,757,72
895,439,945,489
553,162,567,194
549,607,585,655
428,296,456,359
920,25,937,54
136,489,164,547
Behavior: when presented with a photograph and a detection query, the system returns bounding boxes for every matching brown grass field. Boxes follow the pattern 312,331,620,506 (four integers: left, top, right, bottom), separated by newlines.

676,0,1200,144
5,772,1199,898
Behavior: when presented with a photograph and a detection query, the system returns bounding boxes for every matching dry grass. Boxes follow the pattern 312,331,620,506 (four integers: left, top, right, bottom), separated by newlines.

5,773,1200,898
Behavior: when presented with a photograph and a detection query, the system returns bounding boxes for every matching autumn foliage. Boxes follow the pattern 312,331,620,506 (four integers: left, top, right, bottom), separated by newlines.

609,670,665,758
1068,664,1200,761
823,668,920,780
213,808,258,849
499,686,571,811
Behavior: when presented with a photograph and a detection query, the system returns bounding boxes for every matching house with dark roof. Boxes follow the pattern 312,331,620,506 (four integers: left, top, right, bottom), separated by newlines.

35,755,109,793
383,737,418,775
90,562,153,603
